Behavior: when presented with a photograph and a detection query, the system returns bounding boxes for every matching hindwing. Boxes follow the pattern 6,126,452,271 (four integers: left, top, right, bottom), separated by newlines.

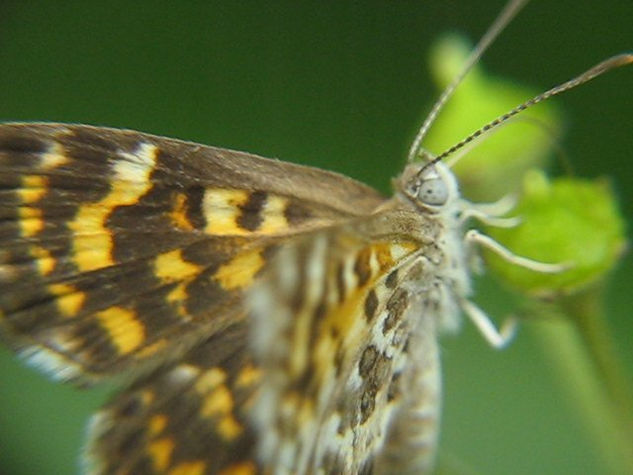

85,322,260,475
249,209,443,473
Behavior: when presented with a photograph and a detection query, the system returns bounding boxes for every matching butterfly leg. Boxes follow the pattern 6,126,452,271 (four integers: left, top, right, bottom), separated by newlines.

462,209,522,228
460,298,518,349
463,193,517,217
465,229,570,273
461,229,569,349
460,194,522,228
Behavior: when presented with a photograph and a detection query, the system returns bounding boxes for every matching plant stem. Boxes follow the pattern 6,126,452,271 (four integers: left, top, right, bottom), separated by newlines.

529,288,633,473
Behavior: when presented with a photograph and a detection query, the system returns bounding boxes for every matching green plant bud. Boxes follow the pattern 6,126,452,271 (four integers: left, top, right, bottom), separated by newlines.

484,169,627,296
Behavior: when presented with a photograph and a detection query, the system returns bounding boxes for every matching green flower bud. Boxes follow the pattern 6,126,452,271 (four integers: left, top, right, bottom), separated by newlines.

484,170,627,296
423,34,562,201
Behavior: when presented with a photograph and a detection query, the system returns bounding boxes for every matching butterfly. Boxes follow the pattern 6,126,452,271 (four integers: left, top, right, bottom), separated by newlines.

1,0,631,473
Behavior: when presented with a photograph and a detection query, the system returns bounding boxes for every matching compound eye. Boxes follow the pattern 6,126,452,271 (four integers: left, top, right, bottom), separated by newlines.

417,177,448,206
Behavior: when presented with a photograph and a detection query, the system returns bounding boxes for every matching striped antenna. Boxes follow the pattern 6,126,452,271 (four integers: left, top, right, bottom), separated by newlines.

407,0,529,163
434,53,633,163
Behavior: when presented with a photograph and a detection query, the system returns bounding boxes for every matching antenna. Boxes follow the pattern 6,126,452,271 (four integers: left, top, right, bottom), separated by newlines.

407,0,529,163
434,53,633,163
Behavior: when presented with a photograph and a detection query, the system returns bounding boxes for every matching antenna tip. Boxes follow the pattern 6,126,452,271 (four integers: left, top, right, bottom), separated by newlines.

597,53,633,71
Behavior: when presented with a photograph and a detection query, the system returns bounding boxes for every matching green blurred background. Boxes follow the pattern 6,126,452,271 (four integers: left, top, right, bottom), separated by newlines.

0,1,631,474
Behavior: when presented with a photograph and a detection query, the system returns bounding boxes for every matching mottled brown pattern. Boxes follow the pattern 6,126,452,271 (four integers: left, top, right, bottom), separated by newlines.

237,190,267,231
335,261,346,304
364,289,379,322
357,343,396,426
383,288,409,334
0,132,48,155
385,269,399,289
354,247,373,287
387,372,402,402
283,199,313,225
359,345,379,378
360,386,378,424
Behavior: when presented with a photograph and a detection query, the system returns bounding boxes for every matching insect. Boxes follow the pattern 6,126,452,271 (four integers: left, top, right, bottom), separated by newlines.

1,0,631,473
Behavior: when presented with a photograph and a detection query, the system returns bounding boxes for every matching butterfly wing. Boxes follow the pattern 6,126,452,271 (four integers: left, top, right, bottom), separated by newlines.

249,208,445,472
1,122,445,473
0,123,385,384
84,322,261,474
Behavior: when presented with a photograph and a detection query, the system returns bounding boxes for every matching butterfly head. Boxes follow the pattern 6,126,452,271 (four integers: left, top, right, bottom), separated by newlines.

397,158,460,213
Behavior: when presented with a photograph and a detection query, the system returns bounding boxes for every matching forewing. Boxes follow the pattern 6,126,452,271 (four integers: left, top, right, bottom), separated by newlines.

249,208,444,473
0,123,385,383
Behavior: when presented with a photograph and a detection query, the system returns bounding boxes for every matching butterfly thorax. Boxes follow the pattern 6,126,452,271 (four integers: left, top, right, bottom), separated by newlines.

392,160,471,333
356,160,472,473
